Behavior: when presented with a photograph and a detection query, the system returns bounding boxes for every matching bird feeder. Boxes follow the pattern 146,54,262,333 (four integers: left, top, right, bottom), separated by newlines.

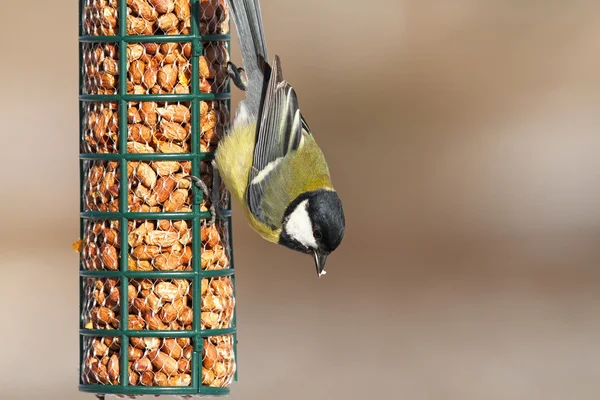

78,0,237,397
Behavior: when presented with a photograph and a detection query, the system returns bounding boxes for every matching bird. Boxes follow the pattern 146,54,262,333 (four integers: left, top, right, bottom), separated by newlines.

193,0,345,277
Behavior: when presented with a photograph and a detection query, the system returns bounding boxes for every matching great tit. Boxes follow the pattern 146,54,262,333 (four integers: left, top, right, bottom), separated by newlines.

200,0,345,277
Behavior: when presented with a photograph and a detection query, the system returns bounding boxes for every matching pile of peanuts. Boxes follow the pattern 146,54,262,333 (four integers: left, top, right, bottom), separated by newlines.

82,276,235,386
81,0,236,390
81,220,230,272
82,0,230,36
82,275,234,331
81,334,235,387
82,160,224,213
83,160,121,213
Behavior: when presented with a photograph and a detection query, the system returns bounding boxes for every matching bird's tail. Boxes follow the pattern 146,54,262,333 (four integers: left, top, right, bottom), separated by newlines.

225,0,269,115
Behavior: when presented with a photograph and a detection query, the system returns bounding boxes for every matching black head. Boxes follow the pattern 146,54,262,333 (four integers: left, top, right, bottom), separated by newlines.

279,189,345,277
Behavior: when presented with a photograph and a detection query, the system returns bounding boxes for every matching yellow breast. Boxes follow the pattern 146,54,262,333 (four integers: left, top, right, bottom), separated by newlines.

214,124,281,243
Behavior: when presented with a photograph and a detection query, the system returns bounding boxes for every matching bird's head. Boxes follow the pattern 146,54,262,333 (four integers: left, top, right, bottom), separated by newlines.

279,189,345,277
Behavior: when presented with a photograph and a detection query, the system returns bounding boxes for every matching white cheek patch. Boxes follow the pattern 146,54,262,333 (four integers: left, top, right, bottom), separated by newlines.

285,200,317,249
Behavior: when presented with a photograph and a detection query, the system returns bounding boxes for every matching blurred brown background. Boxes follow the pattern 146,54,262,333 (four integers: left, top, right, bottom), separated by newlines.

1,0,599,399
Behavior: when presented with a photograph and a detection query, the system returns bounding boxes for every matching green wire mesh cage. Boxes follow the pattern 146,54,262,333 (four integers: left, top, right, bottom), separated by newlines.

77,0,237,397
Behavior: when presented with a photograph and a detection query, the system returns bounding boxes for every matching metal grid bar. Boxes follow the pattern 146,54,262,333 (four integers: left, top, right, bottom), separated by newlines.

79,93,231,102
79,153,198,161
80,269,234,279
118,0,129,385
80,211,231,219
79,34,230,43
190,2,204,383
80,327,236,337
79,384,231,396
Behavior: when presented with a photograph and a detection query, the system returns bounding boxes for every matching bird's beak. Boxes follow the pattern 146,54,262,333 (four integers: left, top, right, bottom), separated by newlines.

313,250,328,278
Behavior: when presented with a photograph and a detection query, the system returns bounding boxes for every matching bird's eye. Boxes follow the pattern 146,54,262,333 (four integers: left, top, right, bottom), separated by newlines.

313,229,323,240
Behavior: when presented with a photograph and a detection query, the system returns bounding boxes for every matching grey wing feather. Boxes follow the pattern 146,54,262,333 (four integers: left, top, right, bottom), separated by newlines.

253,55,303,171
246,55,304,225
226,0,268,115
243,0,268,62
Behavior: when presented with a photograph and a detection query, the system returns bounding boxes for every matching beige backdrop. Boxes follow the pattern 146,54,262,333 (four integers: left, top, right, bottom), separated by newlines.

1,0,599,399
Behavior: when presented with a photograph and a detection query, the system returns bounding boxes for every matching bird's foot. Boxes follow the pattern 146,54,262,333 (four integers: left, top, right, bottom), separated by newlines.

227,61,247,91
186,172,227,225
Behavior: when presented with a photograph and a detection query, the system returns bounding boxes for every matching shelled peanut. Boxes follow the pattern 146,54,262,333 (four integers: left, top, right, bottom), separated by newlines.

202,335,236,387
200,0,230,35
82,102,119,153
128,101,192,153
201,221,230,271
81,337,121,385
127,161,192,212
201,100,230,152
82,0,119,36
126,42,192,95
81,220,121,271
200,41,229,93
129,279,193,330
201,277,235,329
128,220,192,271
82,278,121,330
84,160,120,212
82,43,119,95
128,337,193,386
127,0,192,35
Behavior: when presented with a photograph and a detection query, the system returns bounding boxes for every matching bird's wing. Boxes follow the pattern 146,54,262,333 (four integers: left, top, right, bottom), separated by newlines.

246,55,306,226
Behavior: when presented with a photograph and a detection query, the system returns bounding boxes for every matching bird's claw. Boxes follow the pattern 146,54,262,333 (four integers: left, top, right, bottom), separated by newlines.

185,173,226,226
227,61,247,91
